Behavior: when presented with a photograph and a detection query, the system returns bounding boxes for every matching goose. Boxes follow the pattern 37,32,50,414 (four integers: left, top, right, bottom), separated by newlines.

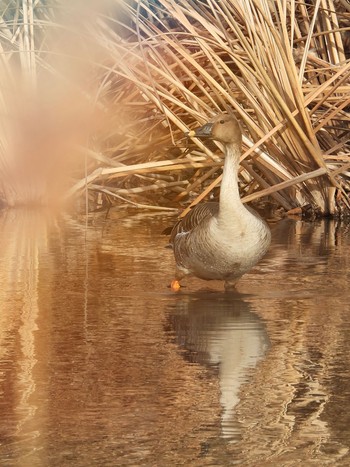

168,112,271,291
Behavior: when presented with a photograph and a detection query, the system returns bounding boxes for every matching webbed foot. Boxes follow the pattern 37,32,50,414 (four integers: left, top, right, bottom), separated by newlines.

170,279,181,292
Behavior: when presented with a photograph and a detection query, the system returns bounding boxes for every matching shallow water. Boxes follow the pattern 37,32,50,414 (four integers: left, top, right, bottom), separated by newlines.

0,209,350,466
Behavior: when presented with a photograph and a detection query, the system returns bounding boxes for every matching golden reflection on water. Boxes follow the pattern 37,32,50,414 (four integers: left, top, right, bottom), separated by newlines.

0,210,350,466
235,220,350,465
0,210,53,464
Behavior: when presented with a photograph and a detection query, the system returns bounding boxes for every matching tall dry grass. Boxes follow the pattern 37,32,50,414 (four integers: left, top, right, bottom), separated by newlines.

0,1,349,215
0,1,106,206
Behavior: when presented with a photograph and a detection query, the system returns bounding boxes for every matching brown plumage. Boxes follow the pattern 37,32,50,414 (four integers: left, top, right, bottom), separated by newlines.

169,202,219,246
168,113,271,291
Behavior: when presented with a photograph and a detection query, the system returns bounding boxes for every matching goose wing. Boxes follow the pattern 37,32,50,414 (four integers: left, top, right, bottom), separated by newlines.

169,202,219,247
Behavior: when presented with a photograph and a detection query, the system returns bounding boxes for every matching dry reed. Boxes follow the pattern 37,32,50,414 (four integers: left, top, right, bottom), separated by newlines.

0,1,349,215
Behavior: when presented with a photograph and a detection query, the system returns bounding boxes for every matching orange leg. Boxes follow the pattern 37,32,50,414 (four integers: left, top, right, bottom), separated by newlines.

170,279,181,292
224,279,238,291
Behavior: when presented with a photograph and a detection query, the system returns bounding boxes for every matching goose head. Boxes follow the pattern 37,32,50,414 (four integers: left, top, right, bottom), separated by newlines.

187,113,242,146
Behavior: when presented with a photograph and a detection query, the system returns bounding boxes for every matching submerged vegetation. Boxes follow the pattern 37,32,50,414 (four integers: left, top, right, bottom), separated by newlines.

0,0,349,216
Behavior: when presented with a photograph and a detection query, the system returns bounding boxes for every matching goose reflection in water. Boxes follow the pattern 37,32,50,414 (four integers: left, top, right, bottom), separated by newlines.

166,292,270,440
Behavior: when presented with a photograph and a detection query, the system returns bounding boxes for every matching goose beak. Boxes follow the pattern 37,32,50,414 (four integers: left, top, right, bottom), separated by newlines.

186,122,214,139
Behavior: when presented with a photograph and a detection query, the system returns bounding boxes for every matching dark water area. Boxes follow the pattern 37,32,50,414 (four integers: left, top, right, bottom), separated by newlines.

0,209,350,466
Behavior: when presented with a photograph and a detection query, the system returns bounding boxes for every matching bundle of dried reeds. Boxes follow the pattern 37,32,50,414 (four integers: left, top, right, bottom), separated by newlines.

0,1,349,216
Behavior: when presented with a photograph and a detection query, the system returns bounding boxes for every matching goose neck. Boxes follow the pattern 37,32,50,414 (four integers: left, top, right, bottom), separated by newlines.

219,143,244,215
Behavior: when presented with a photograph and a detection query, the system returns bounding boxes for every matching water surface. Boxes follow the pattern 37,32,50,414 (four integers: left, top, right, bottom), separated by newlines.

0,209,349,466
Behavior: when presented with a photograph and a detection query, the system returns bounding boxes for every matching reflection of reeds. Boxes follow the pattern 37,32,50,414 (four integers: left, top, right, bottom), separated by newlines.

0,210,51,457
0,1,349,215
232,220,350,464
